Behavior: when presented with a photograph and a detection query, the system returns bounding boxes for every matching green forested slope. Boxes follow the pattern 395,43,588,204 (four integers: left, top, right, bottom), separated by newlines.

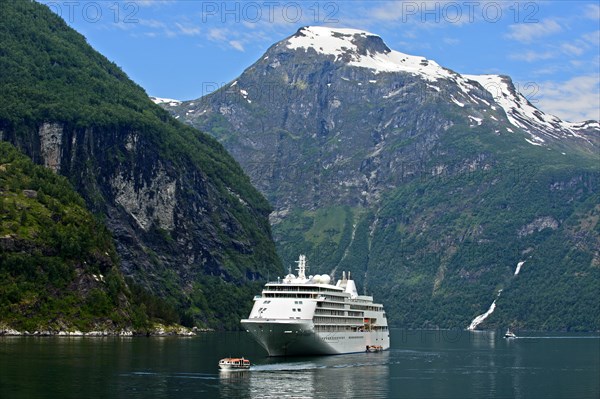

0,141,140,331
0,0,282,330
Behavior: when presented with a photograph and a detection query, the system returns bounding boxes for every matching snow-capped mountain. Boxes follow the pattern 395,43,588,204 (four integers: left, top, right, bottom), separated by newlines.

283,27,598,148
165,25,598,205
161,26,599,331
164,26,597,151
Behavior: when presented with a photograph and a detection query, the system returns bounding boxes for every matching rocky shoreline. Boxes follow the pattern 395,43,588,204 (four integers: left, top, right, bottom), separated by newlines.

0,324,214,337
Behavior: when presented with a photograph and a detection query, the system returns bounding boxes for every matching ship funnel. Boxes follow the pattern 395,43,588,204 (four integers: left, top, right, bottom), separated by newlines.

336,271,348,288
345,279,358,299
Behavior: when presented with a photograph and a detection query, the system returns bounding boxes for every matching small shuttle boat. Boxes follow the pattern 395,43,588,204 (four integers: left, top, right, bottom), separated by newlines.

218,357,251,370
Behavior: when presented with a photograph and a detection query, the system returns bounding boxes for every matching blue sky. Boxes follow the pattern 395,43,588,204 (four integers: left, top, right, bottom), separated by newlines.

42,1,599,122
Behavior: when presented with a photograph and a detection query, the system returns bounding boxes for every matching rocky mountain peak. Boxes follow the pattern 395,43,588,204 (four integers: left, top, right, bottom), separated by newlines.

286,26,391,57
271,27,598,148
282,26,451,81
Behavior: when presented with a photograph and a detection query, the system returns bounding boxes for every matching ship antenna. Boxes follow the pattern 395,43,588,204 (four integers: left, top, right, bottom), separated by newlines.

295,255,307,280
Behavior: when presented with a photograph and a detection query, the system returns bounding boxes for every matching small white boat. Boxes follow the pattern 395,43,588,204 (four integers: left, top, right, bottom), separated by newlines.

504,329,517,339
218,357,251,370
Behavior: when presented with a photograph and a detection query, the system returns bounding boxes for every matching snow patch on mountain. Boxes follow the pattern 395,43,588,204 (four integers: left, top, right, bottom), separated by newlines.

286,26,457,82
450,95,465,107
468,115,483,126
464,74,597,146
150,97,182,106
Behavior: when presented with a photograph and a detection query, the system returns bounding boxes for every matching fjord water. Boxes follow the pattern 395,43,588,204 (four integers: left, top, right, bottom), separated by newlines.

1,330,598,399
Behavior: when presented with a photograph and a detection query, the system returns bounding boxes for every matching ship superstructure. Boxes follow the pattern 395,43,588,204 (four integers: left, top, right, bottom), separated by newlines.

241,255,390,356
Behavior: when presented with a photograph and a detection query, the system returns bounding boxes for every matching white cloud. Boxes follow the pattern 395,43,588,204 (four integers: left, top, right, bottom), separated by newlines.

560,42,584,56
584,4,600,20
208,28,228,42
229,40,245,52
136,0,175,8
443,37,460,45
402,31,418,39
205,28,254,52
139,19,166,29
368,3,401,22
536,75,600,122
175,22,201,36
505,19,562,43
510,50,557,62
529,66,561,76
582,30,600,46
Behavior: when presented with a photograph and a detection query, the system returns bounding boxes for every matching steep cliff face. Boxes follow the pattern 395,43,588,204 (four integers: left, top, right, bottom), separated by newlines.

0,1,281,329
167,27,600,330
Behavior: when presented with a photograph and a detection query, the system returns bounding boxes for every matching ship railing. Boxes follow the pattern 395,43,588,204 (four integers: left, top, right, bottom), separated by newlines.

313,320,364,326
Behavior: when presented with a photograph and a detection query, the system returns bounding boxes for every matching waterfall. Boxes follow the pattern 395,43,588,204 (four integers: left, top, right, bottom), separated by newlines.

467,290,502,331
467,260,526,330
515,261,525,275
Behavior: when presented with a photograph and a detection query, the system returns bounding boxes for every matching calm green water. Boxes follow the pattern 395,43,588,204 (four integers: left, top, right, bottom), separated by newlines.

1,329,598,399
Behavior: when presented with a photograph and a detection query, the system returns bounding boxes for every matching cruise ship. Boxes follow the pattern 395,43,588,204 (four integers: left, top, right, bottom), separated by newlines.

241,255,390,356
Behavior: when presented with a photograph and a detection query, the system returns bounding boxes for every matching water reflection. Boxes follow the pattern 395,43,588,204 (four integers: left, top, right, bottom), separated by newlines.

469,329,496,349
219,370,252,398
219,352,390,399
2,331,598,399
469,331,498,397
511,340,524,399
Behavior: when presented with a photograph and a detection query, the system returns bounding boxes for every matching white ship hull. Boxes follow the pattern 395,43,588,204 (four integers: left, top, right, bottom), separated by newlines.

241,319,390,356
